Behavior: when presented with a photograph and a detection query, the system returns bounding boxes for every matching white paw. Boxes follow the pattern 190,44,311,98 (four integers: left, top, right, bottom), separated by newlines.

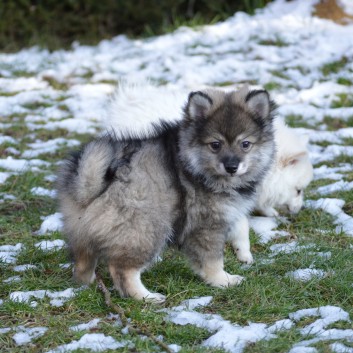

207,271,244,288
227,274,245,286
262,207,279,217
236,250,254,264
143,292,166,304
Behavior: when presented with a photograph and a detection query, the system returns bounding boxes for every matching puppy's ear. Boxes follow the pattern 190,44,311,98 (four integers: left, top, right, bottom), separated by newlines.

245,90,271,119
281,152,308,167
186,91,213,120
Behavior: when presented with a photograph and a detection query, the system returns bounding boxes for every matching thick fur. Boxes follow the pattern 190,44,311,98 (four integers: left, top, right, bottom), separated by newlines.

103,80,313,216
104,80,187,138
57,87,276,302
256,118,313,216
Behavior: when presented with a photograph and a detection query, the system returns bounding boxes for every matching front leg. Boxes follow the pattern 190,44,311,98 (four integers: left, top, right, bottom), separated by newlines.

228,215,254,264
198,258,244,287
257,205,279,217
181,229,244,288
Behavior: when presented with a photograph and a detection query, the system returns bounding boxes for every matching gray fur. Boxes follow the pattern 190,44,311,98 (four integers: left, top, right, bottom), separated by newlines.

57,87,276,302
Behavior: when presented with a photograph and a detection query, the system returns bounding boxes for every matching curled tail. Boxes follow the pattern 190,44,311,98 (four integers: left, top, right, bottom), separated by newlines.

105,79,186,138
57,134,139,205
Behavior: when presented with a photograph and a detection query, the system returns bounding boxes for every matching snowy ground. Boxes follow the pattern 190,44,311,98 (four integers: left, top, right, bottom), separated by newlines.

1,0,353,352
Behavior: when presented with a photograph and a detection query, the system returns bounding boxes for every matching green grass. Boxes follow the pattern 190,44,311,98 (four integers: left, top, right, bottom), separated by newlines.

1,108,353,352
258,38,288,47
1,40,353,353
263,81,282,91
330,93,353,109
1,143,353,352
0,0,272,52
1,102,353,353
337,77,353,86
285,114,317,129
323,116,353,130
321,57,349,76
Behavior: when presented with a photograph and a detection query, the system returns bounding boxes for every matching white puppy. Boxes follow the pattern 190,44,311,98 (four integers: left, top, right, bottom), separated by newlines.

256,118,313,217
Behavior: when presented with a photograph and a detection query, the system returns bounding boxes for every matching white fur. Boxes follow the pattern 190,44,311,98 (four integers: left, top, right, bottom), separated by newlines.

197,258,244,287
108,266,166,303
256,118,313,216
229,215,253,264
236,161,248,176
223,200,255,264
104,79,186,138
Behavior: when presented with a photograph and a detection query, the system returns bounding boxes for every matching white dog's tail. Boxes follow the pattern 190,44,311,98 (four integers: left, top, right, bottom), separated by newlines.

103,79,187,138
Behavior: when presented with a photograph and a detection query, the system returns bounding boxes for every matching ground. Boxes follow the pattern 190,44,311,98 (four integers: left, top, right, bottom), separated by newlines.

0,0,353,352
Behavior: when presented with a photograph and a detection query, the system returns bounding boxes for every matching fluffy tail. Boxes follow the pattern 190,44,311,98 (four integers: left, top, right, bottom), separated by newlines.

103,79,187,138
57,135,126,205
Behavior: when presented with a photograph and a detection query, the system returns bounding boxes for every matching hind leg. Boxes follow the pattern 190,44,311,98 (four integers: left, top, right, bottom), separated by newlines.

109,264,166,303
72,248,98,284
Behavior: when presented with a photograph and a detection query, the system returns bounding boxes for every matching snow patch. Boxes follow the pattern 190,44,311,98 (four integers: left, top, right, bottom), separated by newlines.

0,171,13,184
316,180,353,195
23,138,80,158
13,264,37,272
35,239,66,252
70,319,101,332
313,164,353,181
31,187,57,198
46,333,130,353
3,276,21,283
0,156,50,172
36,212,63,235
13,326,48,346
306,198,353,236
0,243,23,264
269,242,316,257
9,288,79,307
285,268,329,282
164,297,352,353
331,342,353,353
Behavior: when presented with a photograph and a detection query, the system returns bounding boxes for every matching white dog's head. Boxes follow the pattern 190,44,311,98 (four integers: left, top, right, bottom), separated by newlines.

277,147,313,214
257,118,313,216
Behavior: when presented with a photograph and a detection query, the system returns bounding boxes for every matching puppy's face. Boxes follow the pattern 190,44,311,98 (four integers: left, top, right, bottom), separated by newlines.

179,88,276,190
192,122,262,179
278,153,313,214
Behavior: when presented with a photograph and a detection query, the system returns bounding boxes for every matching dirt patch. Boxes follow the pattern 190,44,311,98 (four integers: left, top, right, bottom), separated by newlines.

314,0,353,24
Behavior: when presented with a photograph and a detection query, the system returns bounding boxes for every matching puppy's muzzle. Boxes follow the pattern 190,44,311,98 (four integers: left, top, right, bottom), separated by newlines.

223,156,240,175
225,165,238,174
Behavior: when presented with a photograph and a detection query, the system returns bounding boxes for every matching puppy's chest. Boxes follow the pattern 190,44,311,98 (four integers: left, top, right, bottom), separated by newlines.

183,191,236,230
222,198,251,227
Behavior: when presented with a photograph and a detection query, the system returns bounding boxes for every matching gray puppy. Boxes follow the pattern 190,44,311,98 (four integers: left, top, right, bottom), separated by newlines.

57,87,276,303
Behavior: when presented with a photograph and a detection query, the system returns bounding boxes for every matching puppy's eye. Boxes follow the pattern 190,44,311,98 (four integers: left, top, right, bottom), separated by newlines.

209,141,221,152
297,189,302,196
241,141,252,151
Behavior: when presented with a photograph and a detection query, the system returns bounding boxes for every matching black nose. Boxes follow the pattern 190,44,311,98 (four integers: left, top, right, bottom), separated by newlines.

223,156,240,175
225,165,238,174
